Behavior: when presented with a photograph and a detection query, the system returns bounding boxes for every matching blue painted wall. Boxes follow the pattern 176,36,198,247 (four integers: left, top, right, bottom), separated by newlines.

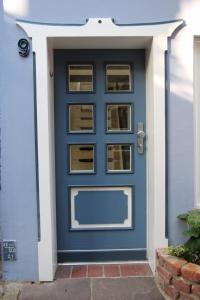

0,0,196,279
8,0,181,23
0,2,39,280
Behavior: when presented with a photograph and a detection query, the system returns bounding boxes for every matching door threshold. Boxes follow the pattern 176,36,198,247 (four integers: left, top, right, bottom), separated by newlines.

58,260,149,266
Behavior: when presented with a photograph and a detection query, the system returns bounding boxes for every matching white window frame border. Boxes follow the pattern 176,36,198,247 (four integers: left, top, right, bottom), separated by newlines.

17,18,182,281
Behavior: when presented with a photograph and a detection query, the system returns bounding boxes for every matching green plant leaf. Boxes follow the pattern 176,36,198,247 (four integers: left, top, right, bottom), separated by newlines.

170,211,200,264
168,245,186,257
177,213,188,221
187,210,200,228
183,228,200,238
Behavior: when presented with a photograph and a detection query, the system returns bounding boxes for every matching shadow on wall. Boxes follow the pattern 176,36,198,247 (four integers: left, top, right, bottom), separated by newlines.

168,26,194,244
168,91,194,245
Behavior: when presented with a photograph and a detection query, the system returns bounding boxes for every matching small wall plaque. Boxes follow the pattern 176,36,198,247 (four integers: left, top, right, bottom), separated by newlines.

3,240,17,261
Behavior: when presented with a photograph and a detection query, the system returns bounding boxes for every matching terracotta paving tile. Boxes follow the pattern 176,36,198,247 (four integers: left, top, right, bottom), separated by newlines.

71,265,87,278
88,265,103,277
55,263,152,279
104,264,120,277
55,265,71,279
120,263,152,277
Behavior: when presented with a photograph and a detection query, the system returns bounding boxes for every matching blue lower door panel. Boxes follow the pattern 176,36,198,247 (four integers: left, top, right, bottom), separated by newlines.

74,190,128,226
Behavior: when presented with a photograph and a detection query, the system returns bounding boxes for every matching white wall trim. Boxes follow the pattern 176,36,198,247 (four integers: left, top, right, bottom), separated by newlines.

17,18,182,281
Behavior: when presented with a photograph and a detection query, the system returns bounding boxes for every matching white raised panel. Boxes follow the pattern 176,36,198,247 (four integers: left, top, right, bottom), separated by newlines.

70,186,132,229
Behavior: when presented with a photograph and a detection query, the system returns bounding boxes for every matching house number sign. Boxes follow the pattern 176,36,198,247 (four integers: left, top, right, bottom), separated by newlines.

3,240,17,261
18,39,30,57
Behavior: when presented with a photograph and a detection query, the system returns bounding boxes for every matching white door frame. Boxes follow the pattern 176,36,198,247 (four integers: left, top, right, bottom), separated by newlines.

17,18,182,281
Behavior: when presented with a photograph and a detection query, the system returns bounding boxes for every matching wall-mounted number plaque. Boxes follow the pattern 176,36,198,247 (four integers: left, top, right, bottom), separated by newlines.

3,240,17,261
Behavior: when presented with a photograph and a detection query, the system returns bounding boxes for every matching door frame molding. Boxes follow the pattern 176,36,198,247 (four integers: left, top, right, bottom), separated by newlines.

17,18,183,281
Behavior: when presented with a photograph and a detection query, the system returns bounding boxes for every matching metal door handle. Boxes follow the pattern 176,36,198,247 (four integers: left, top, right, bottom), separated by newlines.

137,130,145,138
137,123,145,154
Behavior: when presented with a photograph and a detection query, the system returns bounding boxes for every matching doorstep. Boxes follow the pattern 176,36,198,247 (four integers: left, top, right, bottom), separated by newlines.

55,262,153,279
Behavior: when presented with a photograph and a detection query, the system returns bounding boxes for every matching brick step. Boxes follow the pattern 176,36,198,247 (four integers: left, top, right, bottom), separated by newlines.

55,263,153,279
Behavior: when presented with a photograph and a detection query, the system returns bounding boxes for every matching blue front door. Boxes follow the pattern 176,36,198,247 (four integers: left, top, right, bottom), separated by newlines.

54,50,146,262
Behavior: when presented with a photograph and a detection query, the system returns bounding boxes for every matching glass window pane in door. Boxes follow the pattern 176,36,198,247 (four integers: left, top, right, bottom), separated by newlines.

70,144,94,173
69,104,94,132
106,64,132,92
107,144,132,172
68,65,93,92
107,104,131,132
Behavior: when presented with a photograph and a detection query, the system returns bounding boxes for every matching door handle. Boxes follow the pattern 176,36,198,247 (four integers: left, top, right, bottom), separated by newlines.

137,122,145,154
